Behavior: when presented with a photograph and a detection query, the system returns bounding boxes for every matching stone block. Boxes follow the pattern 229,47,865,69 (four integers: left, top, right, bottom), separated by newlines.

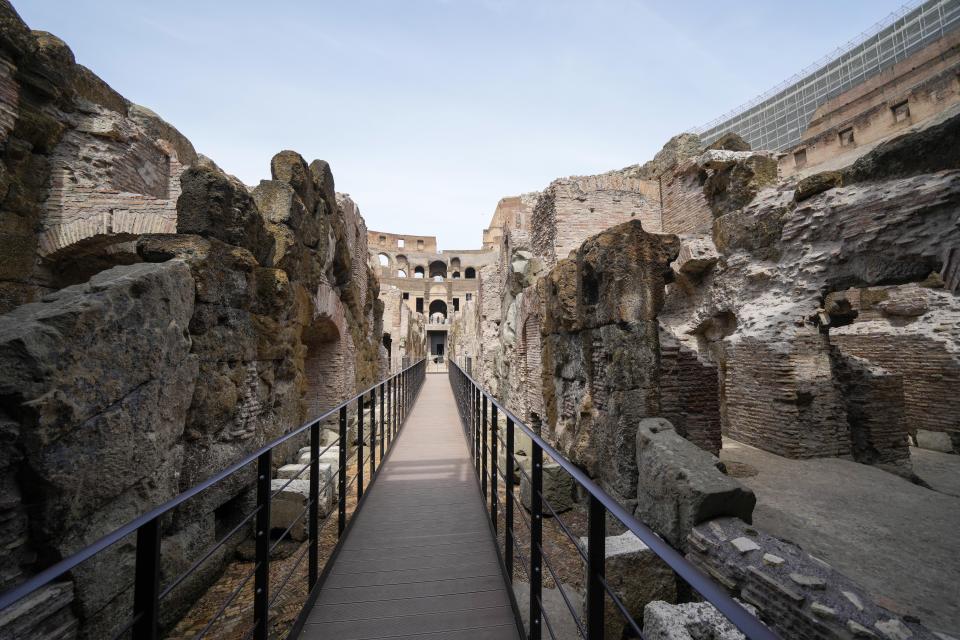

269,476,332,541
643,600,755,640
0,581,78,640
916,429,954,453
520,459,574,514
676,237,719,275
277,463,309,481
579,530,678,638
635,418,755,548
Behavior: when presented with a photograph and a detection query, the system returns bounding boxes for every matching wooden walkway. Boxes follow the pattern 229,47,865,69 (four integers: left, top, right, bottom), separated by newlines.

301,374,520,640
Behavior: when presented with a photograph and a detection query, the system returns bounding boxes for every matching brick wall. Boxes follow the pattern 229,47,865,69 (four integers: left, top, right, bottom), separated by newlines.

829,351,911,467
39,116,185,257
724,334,851,459
659,160,714,234
659,327,722,455
832,333,960,439
530,172,661,265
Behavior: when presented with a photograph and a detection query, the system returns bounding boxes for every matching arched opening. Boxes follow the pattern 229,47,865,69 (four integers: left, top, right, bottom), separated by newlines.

302,317,343,420
428,260,447,280
382,332,392,370
452,271,461,279
432,275,443,282
377,253,389,267
464,267,476,279
428,299,448,322
414,266,425,279
397,269,407,278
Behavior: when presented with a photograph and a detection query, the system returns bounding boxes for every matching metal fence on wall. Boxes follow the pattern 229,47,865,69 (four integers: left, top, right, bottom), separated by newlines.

693,0,960,151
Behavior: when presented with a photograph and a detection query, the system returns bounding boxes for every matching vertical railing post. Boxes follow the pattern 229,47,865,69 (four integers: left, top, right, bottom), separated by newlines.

254,450,272,640
474,388,481,475
370,388,377,477
481,394,488,501
132,516,161,640
468,380,474,453
505,417,515,579
530,443,543,640
490,404,498,530
587,494,606,640
308,420,320,588
357,396,365,500
338,406,347,537
380,382,386,460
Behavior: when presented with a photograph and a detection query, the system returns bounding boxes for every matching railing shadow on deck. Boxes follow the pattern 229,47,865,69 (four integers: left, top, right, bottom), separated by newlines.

448,359,778,640
0,359,427,640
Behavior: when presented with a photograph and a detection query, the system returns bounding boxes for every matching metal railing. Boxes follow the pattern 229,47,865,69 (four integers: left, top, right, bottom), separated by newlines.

448,360,776,640
0,358,426,640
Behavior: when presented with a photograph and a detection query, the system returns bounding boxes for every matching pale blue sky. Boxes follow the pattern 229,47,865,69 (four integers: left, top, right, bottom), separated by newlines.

17,1,905,249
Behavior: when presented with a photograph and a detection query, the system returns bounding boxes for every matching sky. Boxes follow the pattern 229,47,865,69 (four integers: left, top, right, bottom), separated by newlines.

17,0,907,250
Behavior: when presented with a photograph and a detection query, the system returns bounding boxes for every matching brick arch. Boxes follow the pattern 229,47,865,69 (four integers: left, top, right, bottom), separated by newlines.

302,283,352,419
37,210,176,258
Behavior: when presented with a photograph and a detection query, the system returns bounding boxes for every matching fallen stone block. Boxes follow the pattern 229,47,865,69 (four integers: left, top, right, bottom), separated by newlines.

520,459,575,514
643,600,758,640
635,418,756,548
269,477,333,541
579,530,677,638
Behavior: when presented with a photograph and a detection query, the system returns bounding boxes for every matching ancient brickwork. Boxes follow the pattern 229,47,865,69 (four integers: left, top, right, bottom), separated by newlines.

832,334,960,441
659,160,712,234
724,335,850,459
531,172,660,265
658,328,722,455
687,518,939,640
829,352,911,469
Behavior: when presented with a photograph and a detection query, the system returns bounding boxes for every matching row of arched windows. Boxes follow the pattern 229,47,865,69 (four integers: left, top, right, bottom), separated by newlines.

377,253,475,280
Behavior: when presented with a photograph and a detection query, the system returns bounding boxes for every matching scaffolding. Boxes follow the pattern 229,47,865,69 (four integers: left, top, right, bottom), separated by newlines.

693,0,960,152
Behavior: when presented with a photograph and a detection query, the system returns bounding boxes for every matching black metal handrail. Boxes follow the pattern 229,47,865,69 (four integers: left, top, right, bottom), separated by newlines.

0,358,427,640
448,359,777,640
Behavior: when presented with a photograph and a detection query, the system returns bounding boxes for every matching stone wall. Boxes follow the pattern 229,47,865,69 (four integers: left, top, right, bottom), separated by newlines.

530,171,660,266
0,6,386,637
539,220,678,506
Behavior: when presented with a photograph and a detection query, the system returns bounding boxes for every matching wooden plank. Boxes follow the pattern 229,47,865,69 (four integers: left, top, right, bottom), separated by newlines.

302,375,519,640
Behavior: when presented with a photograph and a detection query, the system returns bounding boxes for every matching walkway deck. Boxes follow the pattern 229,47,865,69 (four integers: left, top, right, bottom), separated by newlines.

301,374,520,640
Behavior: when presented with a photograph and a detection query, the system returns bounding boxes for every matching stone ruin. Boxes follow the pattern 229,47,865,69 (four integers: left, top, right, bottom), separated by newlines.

0,0,958,638
0,4,389,638
453,110,960,637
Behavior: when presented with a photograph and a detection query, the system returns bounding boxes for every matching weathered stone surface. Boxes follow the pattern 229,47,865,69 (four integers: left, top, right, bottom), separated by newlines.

916,429,954,454
635,418,755,548
519,460,574,514
270,477,332,541
842,110,960,184
0,582,78,640
176,162,272,265
579,530,678,638
0,262,196,532
539,221,679,507
686,518,941,640
643,600,757,640
675,237,719,275
794,170,844,201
